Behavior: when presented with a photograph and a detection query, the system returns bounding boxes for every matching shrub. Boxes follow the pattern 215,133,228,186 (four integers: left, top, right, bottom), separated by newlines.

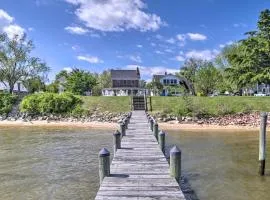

20,92,83,115
0,93,17,115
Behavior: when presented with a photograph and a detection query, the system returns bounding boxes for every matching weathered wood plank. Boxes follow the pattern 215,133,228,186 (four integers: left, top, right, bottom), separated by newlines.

95,111,185,200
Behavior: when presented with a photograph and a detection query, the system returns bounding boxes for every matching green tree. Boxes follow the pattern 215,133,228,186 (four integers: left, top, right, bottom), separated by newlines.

23,77,46,93
64,69,97,95
0,33,49,93
178,58,205,95
224,9,270,88
92,70,112,96
195,62,221,96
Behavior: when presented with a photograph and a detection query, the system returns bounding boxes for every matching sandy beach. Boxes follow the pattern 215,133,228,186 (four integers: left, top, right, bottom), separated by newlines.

0,120,265,131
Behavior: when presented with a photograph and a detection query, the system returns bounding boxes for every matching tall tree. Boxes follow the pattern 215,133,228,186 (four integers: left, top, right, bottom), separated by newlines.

224,9,270,87
92,70,112,96
64,69,97,95
195,62,221,96
178,58,206,95
0,33,49,93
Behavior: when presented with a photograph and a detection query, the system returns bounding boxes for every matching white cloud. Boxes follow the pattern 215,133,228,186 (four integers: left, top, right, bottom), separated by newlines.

233,23,247,28
71,45,80,51
165,49,173,53
3,24,25,39
63,67,73,73
126,65,178,76
155,50,164,55
166,38,176,44
129,55,142,63
137,44,143,48
150,42,156,47
187,33,207,41
185,49,219,60
176,34,186,41
176,33,207,42
65,26,89,35
28,27,34,32
219,41,233,48
77,55,103,63
0,9,14,23
175,55,185,62
0,9,25,39
65,0,164,32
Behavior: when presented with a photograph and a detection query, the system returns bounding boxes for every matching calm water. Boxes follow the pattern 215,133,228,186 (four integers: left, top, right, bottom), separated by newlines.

166,130,270,200
0,127,113,200
0,127,270,200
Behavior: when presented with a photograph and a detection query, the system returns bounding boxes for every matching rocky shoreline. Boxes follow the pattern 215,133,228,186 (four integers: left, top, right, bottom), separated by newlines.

152,112,270,128
0,110,127,123
0,110,269,128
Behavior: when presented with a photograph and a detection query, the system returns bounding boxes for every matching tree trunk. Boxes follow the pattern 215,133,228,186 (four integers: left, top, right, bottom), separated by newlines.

9,84,14,94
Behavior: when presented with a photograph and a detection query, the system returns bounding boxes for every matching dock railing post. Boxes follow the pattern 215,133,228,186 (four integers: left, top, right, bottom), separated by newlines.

99,148,110,185
159,131,165,153
124,117,128,129
120,122,126,137
150,118,154,131
154,122,159,140
170,146,181,183
259,112,268,176
113,130,121,154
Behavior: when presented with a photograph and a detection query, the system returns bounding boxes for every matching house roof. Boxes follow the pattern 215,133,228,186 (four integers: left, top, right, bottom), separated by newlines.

111,69,140,80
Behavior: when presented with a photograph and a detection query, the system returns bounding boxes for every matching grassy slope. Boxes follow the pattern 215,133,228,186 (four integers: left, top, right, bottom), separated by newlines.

81,96,131,113
82,96,270,116
150,96,270,116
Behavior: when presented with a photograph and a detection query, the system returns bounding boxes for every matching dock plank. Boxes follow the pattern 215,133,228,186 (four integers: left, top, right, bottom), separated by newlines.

95,111,185,200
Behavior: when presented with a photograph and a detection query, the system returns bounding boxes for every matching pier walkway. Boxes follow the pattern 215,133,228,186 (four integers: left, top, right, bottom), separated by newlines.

95,111,186,200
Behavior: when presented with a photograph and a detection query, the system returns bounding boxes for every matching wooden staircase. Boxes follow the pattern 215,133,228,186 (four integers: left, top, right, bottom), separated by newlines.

132,96,146,110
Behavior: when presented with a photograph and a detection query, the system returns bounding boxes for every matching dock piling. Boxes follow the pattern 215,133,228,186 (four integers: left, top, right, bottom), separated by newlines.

99,148,110,185
170,146,181,182
120,122,126,137
150,118,154,131
259,112,268,176
154,122,159,140
159,131,165,153
113,130,121,154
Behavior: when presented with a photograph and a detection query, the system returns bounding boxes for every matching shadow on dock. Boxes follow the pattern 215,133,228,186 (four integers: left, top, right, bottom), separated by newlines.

165,145,200,200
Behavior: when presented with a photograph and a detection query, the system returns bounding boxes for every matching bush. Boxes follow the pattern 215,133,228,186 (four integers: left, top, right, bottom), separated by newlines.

0,93,17,115
20,92,83,116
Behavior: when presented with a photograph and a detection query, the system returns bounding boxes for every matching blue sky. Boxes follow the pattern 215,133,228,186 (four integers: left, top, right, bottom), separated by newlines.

0,0,269,81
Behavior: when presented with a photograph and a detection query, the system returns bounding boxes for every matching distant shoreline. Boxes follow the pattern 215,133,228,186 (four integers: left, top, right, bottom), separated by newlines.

0,120,265,131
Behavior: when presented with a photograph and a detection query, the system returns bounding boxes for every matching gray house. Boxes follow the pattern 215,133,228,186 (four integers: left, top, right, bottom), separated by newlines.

102,68,146,96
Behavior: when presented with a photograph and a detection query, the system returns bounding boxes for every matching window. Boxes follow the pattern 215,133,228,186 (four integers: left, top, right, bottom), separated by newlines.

163,79,166,84
174,79,177,84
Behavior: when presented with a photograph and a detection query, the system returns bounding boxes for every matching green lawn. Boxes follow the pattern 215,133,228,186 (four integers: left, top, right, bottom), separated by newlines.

150,96,270,116
82,96,131,113
82,96,270,116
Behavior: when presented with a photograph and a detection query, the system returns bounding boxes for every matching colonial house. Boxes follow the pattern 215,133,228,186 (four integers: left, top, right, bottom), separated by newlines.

102,68,146,96
0,81,28,93
152,72,192,96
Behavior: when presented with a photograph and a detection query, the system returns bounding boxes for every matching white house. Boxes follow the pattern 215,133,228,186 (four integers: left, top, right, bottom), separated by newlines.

152,72,190,96
0,81,28,93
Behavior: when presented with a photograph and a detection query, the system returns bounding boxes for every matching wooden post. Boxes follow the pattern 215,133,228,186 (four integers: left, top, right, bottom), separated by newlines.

170,145,181,182
120,122,126,137
259,112,268,176
159,131,165,153
150,118,154,131
149,96,152,112
154,122,159,140
124,117,128,129
113,130,121,154
99,148,110,185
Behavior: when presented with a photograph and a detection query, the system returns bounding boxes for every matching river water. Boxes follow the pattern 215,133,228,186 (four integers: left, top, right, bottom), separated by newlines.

0,127,269,200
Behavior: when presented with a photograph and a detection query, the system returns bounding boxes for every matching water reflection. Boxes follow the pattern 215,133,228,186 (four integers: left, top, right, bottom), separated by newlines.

166,130,270,200
0,127,112,200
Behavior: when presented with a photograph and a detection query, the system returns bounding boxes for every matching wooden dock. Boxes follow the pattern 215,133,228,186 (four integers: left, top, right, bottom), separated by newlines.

95,111,186,200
